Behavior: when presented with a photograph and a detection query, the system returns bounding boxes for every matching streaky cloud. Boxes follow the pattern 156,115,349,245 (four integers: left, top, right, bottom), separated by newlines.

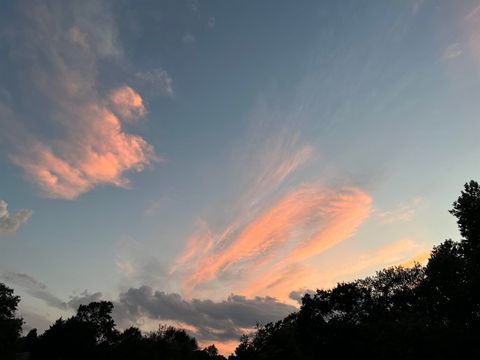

178,184,371,296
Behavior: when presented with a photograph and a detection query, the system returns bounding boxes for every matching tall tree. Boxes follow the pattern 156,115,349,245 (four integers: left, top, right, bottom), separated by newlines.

0,282,23,359
449,180,480,324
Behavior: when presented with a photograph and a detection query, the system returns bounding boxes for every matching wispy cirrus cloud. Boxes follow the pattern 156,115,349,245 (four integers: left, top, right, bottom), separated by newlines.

1,272,65,309
179,185,371,295
377,197,423,224
0,0,159,199
279,238,430,302
2,271,102,312
136,69,174,97
0,200,33,235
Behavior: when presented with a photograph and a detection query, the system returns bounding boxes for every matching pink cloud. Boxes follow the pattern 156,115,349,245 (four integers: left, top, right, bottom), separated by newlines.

175,184,371,296
11,88,156,199
109,86,146,121
0,2,159,200
243,238,429,302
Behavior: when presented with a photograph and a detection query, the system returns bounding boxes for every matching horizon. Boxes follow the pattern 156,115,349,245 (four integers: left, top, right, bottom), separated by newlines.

1,0,480,355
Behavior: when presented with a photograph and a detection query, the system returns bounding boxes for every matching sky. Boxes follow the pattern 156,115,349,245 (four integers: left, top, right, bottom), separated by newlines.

1,0,480,354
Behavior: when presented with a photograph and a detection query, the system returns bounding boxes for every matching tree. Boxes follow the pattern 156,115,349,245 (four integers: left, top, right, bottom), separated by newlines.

450,180,480,245
0,282,23,359
449,180,480,323
75,301,118,344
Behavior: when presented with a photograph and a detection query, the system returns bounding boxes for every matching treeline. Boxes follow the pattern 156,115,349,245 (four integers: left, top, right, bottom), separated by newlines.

0,291,226,360
2,180,480,359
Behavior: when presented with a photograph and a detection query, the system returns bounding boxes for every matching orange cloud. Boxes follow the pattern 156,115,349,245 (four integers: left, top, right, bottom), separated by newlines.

11,89,156,199
176,185,371,296
244,238,429,302
109,86,146,121
401,250,431,268
1,4,158,200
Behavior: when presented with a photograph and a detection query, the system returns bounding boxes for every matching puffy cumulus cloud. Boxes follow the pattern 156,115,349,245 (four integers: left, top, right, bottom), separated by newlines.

109,86,146,121
288,289,315,304
114,286,296,342
0,0,158,199
4,269,295,351
66,290,103,310
9,100,157,199
0,200,33,235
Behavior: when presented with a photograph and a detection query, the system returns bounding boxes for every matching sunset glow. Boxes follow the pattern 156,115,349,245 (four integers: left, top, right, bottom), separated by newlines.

2,0,480,356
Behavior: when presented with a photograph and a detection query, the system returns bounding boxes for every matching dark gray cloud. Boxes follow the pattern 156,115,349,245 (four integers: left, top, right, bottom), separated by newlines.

114,286,297,342
0,200,32,235
3,270,296,344
67,290,103,310
288,289,315,304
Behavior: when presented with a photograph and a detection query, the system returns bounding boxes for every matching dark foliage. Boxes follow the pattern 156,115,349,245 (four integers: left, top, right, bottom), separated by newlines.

0,282,23,359
27,302,226,360
3,180,480,359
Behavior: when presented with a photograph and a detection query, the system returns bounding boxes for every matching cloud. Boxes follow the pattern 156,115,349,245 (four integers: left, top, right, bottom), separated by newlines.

336,238,428,277
114,287,296,342
182,33,196,44
187,0,200,13
0,0,158,199
2,272,104,314
136,69,174,97
377,197,423,224
401,250,431,268
0,200,33,235
239,133,314,210
1,272,65,309
4,269,295,352
443,43,463,60
66,290,103,310
109,86,146,121
288,289,315,304
176,185,371,296
464,4,480,67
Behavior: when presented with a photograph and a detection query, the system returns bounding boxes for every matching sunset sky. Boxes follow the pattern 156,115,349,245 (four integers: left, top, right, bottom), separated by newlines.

2,0,480,354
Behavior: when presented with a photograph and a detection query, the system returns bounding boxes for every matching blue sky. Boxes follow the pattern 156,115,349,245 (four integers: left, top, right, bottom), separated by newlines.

1,0,480,353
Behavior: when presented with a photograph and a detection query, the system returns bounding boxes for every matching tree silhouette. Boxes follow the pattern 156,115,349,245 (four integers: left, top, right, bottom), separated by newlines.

0,283,23,359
